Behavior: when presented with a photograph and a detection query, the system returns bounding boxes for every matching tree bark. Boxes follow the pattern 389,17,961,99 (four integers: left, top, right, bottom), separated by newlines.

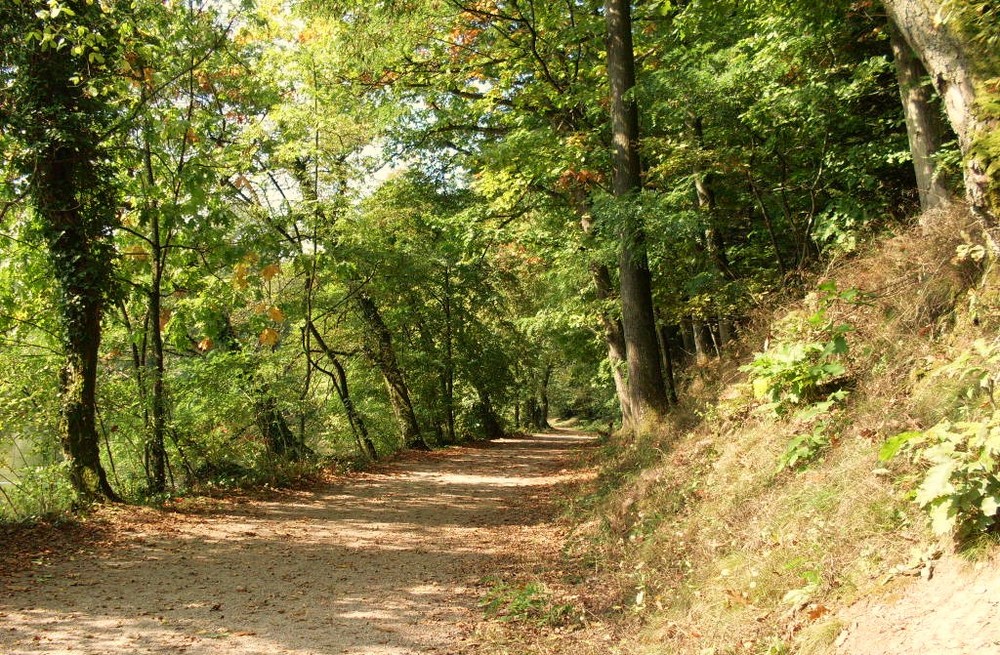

253,391,301,459
19,9,121,502
475,389,504,440
691,115,736,281
655,321,679,405
307,322,377,460
355,292,429,450
887,18,954,213
441,267,456,443
142,129,168,494
883,0,996,219
574,195,635,430
605,0,669,430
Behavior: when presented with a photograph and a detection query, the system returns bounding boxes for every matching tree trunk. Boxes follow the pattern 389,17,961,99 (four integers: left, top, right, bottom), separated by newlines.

679,316,696,357
307,322,377,460
254,391,300,459
605,0,669,430
656,321,679,405
692,319,711,364
23,23,120,502
476,389,504,440
142,133,168,494
441,267,456,443
691,115,736,281
575,195,635,430
524,363,552,430
355,292,429,450
718,317,735,348
883,0,996,219
887,18,955,213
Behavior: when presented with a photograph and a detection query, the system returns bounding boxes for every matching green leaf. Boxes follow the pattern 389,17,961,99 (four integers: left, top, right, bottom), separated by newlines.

915,462,957,507
878,431,922,462
981,495,1000,517
929,501,957,535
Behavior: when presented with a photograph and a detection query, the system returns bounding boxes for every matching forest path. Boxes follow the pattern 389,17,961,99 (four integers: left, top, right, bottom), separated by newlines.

0,430,597,655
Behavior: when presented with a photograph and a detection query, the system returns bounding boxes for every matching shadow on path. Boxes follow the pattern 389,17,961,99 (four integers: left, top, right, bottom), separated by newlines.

0,429,597,655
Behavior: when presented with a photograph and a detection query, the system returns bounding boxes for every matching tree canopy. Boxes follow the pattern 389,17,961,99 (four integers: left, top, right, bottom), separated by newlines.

0,0,997,509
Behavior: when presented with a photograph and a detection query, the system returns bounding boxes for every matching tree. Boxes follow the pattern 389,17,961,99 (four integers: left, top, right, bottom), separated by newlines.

883,0,1000,219
888,20,954,212
0,0,127,501
604,0,670,428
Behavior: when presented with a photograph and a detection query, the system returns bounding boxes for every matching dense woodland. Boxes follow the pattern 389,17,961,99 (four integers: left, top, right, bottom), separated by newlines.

0,0,997,516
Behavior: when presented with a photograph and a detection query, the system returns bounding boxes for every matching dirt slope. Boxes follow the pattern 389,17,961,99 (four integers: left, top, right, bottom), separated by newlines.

835,554,1000,655
0,431,595,655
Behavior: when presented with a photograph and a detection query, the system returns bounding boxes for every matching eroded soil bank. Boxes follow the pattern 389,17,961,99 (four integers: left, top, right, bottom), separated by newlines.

0,431,596,655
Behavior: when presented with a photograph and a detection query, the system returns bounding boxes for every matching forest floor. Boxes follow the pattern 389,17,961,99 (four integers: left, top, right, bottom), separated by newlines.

0,429,598,655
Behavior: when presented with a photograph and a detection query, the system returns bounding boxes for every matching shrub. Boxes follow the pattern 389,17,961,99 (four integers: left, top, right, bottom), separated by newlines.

744,281,859,415
881,415,1000,538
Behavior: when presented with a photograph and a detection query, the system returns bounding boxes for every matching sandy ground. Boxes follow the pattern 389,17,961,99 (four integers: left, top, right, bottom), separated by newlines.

0,431,595,655
835,554,1000,655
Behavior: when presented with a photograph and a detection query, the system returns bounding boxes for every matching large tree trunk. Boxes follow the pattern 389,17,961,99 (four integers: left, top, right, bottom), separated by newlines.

887,18,955,212
605,0,669,431
355,292,429,450
22,12,120,502
883,0,996,219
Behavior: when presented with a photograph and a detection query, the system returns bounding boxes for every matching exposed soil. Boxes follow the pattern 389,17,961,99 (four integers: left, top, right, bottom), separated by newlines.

835,553,1000,655
0,430,597,655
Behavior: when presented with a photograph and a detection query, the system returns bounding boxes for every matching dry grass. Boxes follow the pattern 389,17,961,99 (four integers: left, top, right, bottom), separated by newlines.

507,207,1000,655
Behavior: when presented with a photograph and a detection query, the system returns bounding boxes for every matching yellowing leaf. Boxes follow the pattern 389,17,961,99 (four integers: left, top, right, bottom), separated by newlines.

268,306,285,323
261,263,281,281
233,262,249,290
253,302,268,314
259,328,279,347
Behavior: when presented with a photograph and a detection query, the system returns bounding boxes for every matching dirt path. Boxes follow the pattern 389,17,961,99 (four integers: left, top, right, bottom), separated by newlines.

0,431,596,655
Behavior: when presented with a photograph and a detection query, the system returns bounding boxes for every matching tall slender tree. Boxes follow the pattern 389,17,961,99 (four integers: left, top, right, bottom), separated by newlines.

604,0,669,429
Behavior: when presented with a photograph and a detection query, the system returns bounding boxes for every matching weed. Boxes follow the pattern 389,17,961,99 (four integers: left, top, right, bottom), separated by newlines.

480,578,576,626
743,282,860,416
777,424,831,472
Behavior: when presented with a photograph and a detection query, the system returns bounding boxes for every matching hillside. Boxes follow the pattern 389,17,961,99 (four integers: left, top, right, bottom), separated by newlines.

470,207,1000,655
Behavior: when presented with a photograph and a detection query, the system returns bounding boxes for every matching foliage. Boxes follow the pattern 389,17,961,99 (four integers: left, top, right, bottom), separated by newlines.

744,283,858,414
778,422,832,473
881,416,1000,538
881,339,1000,538
0,462,76,522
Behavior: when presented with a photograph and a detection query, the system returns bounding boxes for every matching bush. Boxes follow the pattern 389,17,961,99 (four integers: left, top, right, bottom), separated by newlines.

0,461,76,521
881,415,1000,538
743,281,858,415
